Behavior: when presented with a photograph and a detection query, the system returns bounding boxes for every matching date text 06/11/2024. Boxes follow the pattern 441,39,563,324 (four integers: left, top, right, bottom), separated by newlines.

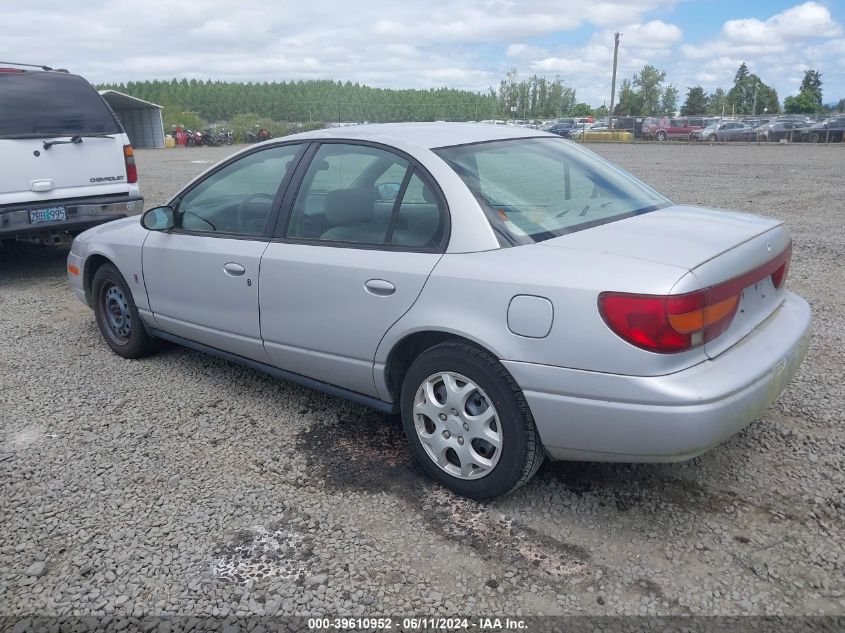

307,617,527,630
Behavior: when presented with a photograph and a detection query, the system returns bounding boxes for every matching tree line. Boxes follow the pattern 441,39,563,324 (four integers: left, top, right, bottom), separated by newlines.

100,63,841,132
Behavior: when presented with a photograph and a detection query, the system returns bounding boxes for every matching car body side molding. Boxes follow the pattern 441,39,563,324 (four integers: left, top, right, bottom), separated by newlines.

147,328,398,415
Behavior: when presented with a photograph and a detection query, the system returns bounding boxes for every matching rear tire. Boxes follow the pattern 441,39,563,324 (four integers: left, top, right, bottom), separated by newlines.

92,263,161,359
400,341,544,499
656,131,667,141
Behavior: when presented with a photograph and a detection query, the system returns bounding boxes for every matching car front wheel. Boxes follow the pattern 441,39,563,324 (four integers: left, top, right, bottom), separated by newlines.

400,341,544,499
92,263,161,359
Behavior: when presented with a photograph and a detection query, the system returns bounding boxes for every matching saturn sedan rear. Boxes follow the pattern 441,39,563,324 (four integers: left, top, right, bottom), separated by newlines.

67,123,811,499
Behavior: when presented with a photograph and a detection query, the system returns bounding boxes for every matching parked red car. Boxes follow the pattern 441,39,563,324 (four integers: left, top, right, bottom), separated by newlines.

642,116,712,141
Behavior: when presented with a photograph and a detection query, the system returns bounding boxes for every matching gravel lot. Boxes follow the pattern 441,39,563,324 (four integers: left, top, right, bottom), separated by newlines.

1,142,843,621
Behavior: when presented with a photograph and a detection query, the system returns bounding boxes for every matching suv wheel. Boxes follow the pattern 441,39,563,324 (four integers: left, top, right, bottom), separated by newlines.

93,263,161,359
400,341,544,499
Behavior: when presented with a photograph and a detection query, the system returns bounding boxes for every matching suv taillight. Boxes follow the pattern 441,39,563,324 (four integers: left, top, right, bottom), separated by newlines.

123,144,137,184
598,243,791,353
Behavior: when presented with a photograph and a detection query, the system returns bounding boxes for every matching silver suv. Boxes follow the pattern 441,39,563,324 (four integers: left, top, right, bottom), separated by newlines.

0,63,142,244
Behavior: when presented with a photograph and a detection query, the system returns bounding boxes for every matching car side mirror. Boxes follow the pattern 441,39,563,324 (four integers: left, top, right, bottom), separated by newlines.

141,206,176,231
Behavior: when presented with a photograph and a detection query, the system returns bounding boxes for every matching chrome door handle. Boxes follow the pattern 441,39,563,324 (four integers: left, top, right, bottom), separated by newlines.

364,279,396,296
223,262,246,276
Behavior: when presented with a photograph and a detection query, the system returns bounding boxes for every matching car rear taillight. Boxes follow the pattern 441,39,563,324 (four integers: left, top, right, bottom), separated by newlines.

123,144,137,184
599,243,792,353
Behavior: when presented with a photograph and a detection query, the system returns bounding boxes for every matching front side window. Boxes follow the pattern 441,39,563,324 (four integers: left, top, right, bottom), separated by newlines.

285,143,445,250
177,144,301,236
435,137,670,246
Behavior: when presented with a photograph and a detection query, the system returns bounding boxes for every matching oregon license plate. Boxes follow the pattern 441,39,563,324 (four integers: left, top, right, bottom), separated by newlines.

29,206,66,224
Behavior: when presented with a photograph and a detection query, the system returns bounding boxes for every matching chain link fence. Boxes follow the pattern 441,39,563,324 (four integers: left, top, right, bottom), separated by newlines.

172,101,845,146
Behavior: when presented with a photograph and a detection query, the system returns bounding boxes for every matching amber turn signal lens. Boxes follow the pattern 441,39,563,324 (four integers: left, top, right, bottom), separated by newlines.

667,295,739,334
67,264,80,276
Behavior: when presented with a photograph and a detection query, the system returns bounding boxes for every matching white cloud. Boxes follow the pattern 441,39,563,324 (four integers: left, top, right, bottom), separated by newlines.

1,0,843,107
595,20,683,49
722,2,841,44
0,0,676,92
674,2,844,101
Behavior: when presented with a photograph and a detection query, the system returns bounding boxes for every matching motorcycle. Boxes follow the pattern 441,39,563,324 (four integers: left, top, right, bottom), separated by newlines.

185,129,203,146
247,126,272,143
201,128,218,147
220,129,234,145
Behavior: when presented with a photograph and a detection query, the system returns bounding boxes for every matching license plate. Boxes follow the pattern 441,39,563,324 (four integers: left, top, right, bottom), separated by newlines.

29,206,66,224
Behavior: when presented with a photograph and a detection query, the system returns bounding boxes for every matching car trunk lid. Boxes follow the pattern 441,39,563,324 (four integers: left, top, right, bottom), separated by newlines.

691,227,791,359
542,205,791,359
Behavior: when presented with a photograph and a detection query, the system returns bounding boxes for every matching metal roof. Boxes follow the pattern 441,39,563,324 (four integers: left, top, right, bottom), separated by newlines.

98,89,163,111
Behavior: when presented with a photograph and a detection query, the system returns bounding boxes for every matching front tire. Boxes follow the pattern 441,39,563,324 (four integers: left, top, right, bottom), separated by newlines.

92,263,161,359
400,341,544,499
656,131,667,141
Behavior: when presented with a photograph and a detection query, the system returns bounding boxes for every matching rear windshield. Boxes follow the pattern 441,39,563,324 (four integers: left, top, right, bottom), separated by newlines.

434,137,670,246
0,72,121,138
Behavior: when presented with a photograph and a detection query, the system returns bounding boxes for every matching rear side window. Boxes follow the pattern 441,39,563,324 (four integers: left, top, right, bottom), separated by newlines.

435,138,670,246
0,72,121,138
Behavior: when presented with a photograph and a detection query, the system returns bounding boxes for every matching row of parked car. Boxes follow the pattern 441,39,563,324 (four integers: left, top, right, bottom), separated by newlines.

539,115,845,143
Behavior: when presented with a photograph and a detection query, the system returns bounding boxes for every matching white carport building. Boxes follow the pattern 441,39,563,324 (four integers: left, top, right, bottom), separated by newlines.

99,90,165,149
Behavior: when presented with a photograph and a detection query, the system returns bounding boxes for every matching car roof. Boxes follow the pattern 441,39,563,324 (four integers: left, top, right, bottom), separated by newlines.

284,122,551,150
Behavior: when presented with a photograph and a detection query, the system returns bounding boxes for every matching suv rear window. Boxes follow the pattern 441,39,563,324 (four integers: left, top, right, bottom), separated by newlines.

0,71,121,138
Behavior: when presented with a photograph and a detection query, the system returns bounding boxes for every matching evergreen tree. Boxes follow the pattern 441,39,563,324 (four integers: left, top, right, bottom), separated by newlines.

660,85,679,115
706,88,727,116
726,63,778,115
680,86,708,115
800,70,823,108
613,79,640,116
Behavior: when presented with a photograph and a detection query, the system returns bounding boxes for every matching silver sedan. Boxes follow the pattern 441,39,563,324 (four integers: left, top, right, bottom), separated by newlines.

67,123,811,499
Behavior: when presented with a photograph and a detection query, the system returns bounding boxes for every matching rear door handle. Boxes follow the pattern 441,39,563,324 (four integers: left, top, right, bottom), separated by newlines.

223,262,246,276
364,279,396,296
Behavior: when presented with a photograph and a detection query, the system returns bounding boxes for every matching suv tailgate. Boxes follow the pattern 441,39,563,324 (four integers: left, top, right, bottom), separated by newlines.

0,136,129,206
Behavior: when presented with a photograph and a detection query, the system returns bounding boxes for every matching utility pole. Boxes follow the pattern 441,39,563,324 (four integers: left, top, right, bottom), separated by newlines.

607,32,621,129
751,81,759,116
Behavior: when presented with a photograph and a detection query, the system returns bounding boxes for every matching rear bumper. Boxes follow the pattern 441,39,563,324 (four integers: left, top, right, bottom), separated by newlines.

0,195,142,239
503,292,812,462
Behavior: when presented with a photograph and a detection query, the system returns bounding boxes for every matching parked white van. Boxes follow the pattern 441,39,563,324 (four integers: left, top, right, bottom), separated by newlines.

0,63,142,243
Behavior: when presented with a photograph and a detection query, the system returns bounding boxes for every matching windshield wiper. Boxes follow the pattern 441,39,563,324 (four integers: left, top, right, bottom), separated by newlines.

43,134,115,150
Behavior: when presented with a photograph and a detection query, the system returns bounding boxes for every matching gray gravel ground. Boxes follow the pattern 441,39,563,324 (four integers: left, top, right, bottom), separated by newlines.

1,142,842,620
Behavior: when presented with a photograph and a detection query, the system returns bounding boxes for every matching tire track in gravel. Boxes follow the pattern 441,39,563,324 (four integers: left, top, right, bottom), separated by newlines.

297,410,596,588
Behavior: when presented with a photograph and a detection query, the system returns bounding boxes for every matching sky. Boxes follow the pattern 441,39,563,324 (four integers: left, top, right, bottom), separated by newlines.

3,0,844,106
